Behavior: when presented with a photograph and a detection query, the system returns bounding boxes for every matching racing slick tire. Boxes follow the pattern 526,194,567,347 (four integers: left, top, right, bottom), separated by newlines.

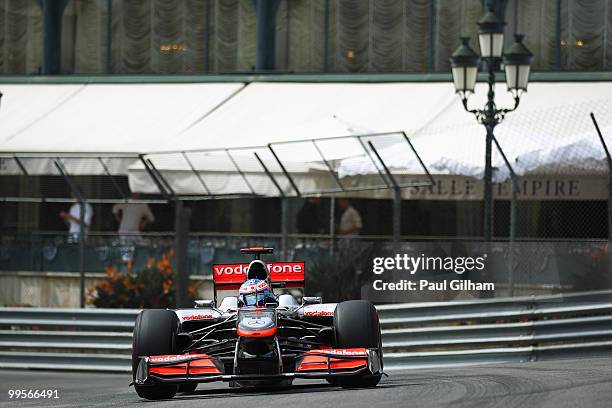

132,309,179,400
334,300,383,388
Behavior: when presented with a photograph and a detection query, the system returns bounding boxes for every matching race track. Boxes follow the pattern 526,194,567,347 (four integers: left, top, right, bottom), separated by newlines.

1,357,612,408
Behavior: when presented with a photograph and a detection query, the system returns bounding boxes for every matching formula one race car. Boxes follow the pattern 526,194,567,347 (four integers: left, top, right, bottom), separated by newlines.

131,247,383,400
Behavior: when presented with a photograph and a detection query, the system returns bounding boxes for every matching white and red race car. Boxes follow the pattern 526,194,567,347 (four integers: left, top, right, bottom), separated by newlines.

131,247,384,400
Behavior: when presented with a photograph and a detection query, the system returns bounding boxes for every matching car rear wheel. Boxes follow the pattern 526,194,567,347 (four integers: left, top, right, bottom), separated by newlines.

333,300,383,388
132,309,179,400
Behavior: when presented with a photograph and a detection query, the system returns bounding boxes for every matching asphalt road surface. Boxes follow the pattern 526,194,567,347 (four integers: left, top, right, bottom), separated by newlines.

1,357,612,408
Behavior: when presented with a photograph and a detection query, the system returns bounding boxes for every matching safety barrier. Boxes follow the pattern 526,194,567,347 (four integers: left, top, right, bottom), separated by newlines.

379,290,612,369
0,290,611,372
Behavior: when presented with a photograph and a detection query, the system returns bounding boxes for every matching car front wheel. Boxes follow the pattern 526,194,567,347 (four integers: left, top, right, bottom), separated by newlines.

132,309,179,400
333,300,383,388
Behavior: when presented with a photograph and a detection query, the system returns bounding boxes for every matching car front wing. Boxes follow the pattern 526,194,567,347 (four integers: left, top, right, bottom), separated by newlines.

133,348,382,386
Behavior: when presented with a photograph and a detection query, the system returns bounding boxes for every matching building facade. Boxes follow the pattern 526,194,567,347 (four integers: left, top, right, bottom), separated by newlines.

1,0,612,75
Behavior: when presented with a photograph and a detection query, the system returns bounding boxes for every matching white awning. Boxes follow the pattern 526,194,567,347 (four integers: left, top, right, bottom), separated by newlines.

1,81,611,196
0,82,245,179
0,82,245,153
157,82,458,153
337,82,612,182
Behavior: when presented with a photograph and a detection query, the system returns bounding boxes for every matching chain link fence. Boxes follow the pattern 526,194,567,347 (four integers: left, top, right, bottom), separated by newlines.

1,106,611,306
491,99,612,240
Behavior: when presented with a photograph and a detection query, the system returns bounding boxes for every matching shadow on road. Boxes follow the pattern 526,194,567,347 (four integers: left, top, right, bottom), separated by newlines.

167,382,391,402
164,377,425,404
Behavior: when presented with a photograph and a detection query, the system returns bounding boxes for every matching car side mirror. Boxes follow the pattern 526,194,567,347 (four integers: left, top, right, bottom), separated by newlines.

302,296,322,305
194,299,215,308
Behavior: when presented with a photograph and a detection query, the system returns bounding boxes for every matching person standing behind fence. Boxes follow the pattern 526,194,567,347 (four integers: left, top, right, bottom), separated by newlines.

59,192,93,242
337,198,362,235
112,193,155,235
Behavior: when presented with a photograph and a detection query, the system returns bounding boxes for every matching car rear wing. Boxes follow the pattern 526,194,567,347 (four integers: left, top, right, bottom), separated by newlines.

212,261,305,291
239,247,274,259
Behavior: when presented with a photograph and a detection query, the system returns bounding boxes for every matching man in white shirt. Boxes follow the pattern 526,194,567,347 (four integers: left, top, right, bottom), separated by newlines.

59,194,93,241
112,194,155,234
337,198,363,235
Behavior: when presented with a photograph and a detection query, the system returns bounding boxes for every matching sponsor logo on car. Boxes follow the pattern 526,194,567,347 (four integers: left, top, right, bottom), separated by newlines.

149,355,191,363
213,262,304,276
318,349,367,356
304,310,335,316
212,261,305,286
182,314,214,320
303,304,336,317
149,353,210,363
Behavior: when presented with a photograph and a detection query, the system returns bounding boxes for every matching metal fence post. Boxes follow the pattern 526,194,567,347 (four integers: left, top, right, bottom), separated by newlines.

329,197,335,256
493,136,518,296
53,159,87,308
281,197,289,260
590,113,612,241
79,207,86,308
393,187,401,242
366,140,402,242
174,200,191,308
508,175,517,297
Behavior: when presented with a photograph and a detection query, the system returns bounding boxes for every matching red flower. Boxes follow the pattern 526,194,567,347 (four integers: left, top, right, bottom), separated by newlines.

162,279,173,294
146,258,155,268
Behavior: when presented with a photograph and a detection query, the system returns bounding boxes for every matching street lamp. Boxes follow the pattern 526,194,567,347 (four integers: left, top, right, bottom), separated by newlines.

503,34,534,97
450,6,533,241
450,37,479,99
477,7,505,58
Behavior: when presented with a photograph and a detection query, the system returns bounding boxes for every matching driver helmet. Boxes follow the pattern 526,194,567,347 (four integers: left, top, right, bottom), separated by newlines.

238,278,274,307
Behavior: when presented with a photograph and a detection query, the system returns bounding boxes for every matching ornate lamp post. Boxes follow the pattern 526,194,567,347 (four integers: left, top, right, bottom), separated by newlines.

450,7,533,241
